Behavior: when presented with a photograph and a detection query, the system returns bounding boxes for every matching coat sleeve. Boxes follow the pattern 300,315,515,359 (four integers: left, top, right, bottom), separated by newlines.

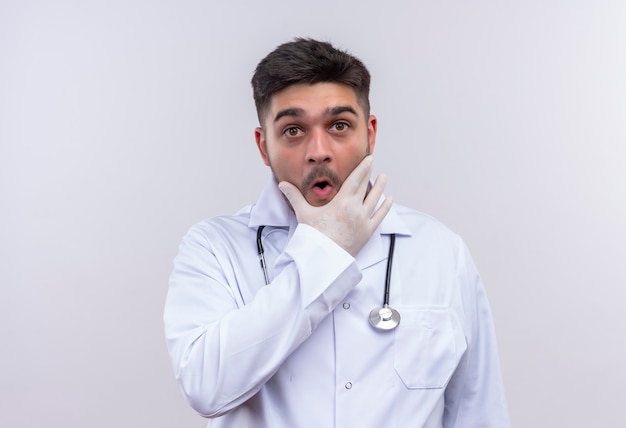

443,239,511,427
163,223,361,418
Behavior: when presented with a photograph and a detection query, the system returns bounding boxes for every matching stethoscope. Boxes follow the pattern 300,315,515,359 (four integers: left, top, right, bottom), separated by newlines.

256,226,401,331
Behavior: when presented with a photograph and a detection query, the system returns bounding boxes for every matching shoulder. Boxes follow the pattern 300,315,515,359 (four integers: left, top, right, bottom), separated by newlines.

389,203,469,266
181,208,254,249
393,203,460,242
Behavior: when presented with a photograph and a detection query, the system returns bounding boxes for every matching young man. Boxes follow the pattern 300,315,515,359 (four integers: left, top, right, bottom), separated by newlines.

164,38,510,427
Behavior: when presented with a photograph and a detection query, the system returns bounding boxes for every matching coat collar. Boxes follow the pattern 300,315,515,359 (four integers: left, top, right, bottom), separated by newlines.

249,176,412,269
248,176,296,229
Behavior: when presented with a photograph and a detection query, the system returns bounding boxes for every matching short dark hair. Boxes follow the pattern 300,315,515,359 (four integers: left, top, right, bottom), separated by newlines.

251,38,371,125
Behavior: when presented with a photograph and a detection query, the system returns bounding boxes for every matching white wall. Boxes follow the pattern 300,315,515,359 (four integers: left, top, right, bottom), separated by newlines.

1,1,624,426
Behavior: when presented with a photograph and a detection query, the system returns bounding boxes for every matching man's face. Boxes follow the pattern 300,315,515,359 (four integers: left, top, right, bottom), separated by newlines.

255,82,377,207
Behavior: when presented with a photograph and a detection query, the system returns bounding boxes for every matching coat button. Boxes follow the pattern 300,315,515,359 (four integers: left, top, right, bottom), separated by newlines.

345,382,352,390
342,302,350,309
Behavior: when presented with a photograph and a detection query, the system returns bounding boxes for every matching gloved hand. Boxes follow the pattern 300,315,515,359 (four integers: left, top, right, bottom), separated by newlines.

278,156,392,257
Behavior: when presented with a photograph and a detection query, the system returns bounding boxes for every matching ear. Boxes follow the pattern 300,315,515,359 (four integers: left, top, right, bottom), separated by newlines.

255,127,271,166
367,115,378,154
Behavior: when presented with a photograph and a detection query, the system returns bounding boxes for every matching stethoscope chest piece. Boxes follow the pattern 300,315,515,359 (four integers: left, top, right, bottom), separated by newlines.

369,305,401,330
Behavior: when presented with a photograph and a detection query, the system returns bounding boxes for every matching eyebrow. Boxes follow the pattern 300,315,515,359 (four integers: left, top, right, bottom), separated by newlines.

274,108,305,123
273,105,359,123
328,105,358,117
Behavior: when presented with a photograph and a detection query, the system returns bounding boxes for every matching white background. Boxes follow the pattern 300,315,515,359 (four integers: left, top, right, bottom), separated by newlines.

1,1,625,427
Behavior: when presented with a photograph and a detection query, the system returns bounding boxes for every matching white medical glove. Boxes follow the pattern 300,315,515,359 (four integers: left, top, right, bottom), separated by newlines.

278,156,393,257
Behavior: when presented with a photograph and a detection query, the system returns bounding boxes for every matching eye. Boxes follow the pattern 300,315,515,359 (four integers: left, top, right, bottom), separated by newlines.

283,127,302,137
331,121,350,132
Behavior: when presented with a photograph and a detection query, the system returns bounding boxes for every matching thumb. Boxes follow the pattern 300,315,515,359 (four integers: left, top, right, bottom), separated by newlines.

278,181,306,211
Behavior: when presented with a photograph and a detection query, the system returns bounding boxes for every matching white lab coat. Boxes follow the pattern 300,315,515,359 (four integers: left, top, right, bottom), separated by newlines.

164,177,510,427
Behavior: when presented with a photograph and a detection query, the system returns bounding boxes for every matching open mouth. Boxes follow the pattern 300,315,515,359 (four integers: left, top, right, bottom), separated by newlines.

314,180,330,190
309,178,335,200
302,166,341,203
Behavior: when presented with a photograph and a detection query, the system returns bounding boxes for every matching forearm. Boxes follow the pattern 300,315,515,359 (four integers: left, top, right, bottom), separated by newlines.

164,224,360,417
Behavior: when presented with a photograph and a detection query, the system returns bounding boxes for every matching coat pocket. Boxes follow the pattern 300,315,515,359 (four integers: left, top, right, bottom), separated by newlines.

393,308,467,389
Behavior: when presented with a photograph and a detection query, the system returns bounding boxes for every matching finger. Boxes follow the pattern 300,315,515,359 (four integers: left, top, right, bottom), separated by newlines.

342,155,374,195
278,181,307,213
369,196,393,228
364,173,387,212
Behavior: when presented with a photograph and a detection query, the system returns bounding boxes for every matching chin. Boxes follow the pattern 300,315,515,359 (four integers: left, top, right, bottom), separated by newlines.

306,197,333,207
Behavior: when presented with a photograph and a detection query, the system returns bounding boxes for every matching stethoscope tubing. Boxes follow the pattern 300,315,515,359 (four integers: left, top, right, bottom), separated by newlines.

256,226,400,330
257,225,270,286
383,233,396,307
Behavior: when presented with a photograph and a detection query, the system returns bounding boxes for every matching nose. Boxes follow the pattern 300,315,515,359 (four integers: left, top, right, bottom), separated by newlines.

306,128,332,164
